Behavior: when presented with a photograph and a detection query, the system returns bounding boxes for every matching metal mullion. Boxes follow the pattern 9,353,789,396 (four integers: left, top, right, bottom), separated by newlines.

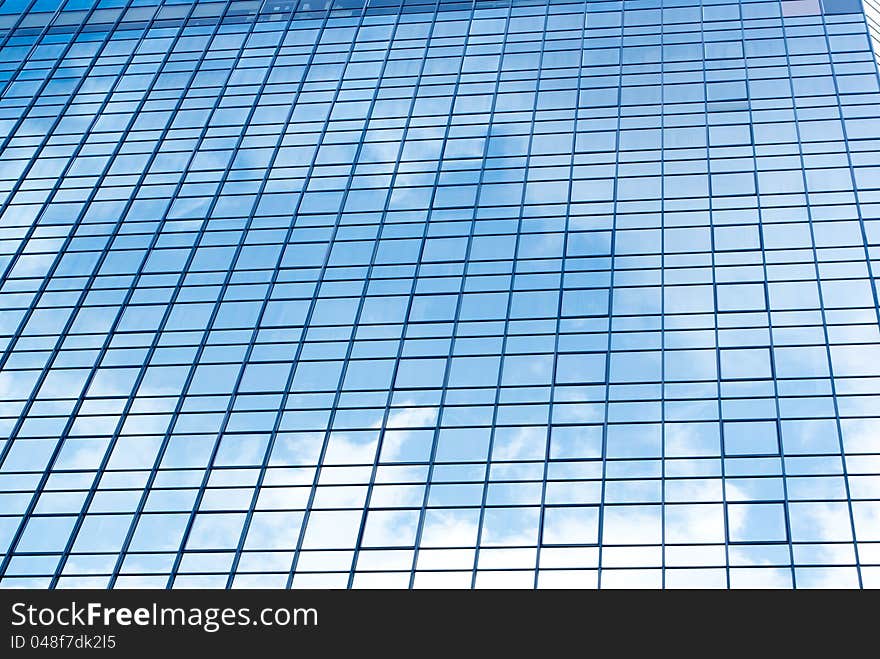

161,11,343,589
64,3,292,589
3,0,876,592
468,2,553,589
42,2,253,586
401,0,510,589
207,1,415,590
339,0,457,590
285,0,483,588
87,10,316,589
595,8,624,591
659,9,666,590
0,0,211,583
782,9,872,588
484,4,560,588
403,0,516,589
817,5,880,587
0,0,39,57
10,470,873,492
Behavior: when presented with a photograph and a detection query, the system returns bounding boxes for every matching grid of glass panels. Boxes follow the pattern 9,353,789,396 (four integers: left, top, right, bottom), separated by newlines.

0,0,879,589
864,2,880,71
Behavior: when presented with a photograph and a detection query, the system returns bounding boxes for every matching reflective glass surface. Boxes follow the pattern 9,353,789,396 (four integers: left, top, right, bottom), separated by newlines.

0,0,879,589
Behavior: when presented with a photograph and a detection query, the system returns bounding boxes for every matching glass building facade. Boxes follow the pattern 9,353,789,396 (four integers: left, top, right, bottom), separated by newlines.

864,0,880,60
0,0,878,590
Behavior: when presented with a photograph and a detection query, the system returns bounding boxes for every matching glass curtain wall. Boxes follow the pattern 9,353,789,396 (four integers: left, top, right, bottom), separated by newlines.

0,0,878,588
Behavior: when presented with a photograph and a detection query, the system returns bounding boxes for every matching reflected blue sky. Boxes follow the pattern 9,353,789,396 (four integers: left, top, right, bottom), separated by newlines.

0,0,877,588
